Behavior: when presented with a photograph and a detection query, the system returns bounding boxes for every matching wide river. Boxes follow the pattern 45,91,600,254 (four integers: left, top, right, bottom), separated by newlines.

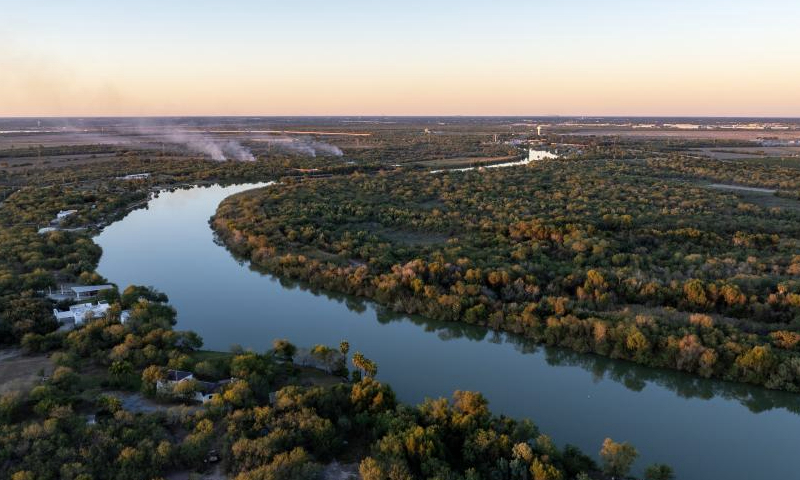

96,183,800,480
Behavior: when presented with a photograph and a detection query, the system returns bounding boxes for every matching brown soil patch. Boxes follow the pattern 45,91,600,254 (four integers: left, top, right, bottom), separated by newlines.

0,348,54,394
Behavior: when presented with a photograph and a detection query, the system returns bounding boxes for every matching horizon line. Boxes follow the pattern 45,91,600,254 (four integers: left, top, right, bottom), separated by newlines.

2,114,800,120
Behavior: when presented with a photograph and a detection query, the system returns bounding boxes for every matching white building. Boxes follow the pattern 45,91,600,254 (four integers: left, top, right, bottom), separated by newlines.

56,210,77,221
53,301,111,325
157,369,230,403
46,284,115,301
53,301,130,326
117,173,150,180
528,149,559,161
71,284,114,299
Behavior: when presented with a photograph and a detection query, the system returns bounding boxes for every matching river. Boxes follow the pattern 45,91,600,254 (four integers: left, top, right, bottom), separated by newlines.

95,183,800,480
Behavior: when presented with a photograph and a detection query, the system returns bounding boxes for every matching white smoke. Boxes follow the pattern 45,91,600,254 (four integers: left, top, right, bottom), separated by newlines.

306,139,343,157
160,130,255,161
258,136,343,157
49,121,349,162
56,122,257,162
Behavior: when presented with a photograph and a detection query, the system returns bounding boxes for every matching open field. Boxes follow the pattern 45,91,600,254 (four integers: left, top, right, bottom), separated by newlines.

565,128,800,141
706,183,800,211
0,152,121,170
693,146,800,159
0,348,53,394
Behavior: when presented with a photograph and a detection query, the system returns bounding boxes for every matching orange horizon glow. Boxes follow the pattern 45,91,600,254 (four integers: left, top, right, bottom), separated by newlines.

3,1,800,117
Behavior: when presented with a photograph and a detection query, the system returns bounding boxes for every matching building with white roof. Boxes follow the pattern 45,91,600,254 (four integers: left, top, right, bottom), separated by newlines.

53,301,111,325
156,369,232,404
53,301,130,326
56,210,78,220
117,173,151,180
70,284,114,299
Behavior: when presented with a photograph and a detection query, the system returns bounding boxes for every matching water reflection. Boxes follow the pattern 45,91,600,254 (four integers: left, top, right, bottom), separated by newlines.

97,183,800,480
253,260,800,414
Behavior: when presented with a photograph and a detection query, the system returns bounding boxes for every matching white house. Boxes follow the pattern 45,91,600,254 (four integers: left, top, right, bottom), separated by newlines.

157,369,231,403
56,210,77,221
53,301,110,325
53,301,130,326
157,369,194,392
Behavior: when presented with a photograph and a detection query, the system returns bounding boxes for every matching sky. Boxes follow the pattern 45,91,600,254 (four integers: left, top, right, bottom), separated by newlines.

1,0,799,117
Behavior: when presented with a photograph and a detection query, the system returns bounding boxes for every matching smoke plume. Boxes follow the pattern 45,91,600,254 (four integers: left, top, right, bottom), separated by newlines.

160,129,255,161
50,120,348,161
258,136,343,157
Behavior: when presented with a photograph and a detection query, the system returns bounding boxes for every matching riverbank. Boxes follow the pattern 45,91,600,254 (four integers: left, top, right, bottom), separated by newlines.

0,172,618,480
94,181,800,480
211,168,800,394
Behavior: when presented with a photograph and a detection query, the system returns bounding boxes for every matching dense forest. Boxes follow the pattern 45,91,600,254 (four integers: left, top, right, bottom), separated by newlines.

213,157,800,392
0,144,677,479
3,125,797,478
3,283,624,480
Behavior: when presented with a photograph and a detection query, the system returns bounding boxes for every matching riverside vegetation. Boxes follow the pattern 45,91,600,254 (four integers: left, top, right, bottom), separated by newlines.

213,158,800,392
0,145,678,480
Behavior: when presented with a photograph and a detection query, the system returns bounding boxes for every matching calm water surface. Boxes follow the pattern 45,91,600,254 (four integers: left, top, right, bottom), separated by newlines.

96,183,800,480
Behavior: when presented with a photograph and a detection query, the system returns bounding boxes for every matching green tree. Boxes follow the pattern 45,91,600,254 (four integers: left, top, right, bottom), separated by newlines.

109,360,133,378
273,338,297,361
645,463,675,480
736,345,776,383
352,351,378,377
141,365,166,396
97,394,122,415
600,438,638,479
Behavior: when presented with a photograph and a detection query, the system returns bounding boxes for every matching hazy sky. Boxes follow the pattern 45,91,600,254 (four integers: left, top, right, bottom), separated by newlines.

2,0,799,116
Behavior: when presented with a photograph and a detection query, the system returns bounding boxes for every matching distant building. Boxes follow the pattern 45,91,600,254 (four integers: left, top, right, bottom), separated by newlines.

528,149,559,161
40,209,79,233
760,138,800,147
117,173,151,180
56,210,77,221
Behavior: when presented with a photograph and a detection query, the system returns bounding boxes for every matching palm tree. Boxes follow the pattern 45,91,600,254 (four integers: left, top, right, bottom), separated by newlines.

351,352,378,378
352,352,366,375
363,359,378,378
